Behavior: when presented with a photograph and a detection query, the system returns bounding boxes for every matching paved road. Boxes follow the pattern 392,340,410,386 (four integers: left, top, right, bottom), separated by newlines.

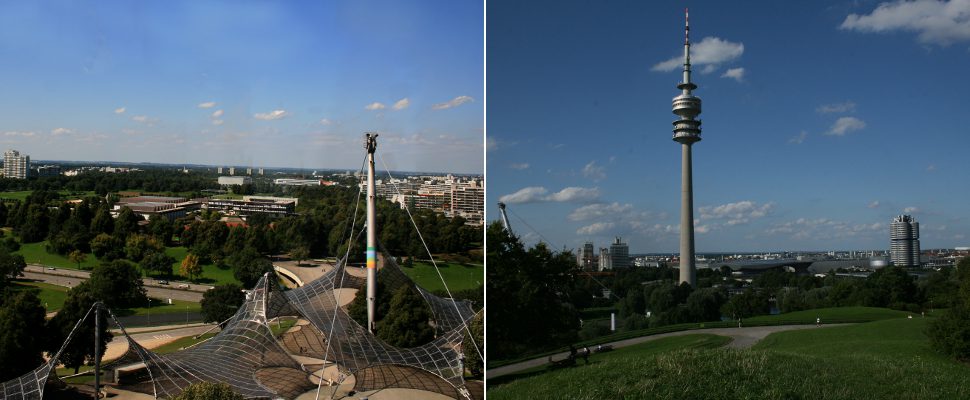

25,264,212,291
486,323,848,379
22,270,204,302
105,324,219,360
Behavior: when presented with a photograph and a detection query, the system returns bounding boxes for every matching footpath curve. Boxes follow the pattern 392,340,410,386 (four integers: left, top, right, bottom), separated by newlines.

487,323,848,379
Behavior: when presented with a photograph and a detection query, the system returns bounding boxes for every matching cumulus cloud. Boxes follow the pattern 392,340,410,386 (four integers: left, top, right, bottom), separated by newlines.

721,67,745,81
652,37,744,72
254,110,289,120
211,109,224,118
392,98,410,110
868,201,881,209
826,116,866,136
569,202,635,221
817,101,857,114
131,115,159,125
4,131,36,137
51,128,73,136
840,0,970,45
904,206,920,213
582,161,607,181
499,186,600,204
114,107,126,114
320,118,332,126
509,163,530,170
766,217,885,239
432,95,474,110
198,102,217,109
789,131,808,144
699,201,775,223
365,102,386,111
577,222,615,236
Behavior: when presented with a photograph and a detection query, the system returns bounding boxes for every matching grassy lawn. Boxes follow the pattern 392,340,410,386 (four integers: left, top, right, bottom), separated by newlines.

401,261,483,292
489,314,970,399
11,280,69,312
118,298,201,317
14,241,240,286
15,241,100,269
0,190,95,202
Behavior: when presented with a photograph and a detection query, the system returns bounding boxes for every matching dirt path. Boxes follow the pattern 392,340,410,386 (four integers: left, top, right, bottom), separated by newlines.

487,323,848,379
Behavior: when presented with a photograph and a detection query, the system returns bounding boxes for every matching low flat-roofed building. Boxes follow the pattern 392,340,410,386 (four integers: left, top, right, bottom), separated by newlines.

204,197,296,217
113,196,201,220
218,176,252,186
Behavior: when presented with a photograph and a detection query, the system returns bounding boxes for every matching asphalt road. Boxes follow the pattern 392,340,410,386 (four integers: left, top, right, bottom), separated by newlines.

22,270,204,302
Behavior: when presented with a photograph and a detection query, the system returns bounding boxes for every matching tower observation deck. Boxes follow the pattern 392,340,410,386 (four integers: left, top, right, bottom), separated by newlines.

672,9,701,287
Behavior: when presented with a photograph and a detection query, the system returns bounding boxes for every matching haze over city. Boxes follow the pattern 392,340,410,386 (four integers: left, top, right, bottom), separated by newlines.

0,1,484,174
488,1,970,253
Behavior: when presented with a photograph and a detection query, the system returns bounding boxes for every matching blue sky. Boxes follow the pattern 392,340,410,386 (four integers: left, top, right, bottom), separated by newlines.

0,1,483,173
487,0,970,253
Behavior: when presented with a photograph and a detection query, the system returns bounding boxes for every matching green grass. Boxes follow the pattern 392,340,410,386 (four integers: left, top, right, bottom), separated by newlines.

14,241,240,286
489,314,970,400
152,332,218,354
489,334,731,387
118,298,201,317
15,241,100,269
401,261,483,292
11,280,68,312
488,306,915,369
0,190,95,202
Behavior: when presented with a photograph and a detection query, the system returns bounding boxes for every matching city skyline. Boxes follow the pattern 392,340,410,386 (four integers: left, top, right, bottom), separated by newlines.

488,1,970,253
0,1,484,174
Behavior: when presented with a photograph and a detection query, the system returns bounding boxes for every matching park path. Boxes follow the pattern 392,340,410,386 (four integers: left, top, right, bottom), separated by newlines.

487,323,849,379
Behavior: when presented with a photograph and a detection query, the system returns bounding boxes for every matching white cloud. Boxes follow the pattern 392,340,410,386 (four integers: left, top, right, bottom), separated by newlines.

499,186,600,204
198,102,217,109
131,115,159,125
4,131,36,137
817,101,856,114
868,201,881,209
582,161,607,181
114,107,126,114
432,95,474,110
721,67,745,81
652,37,744,72
365,102,386,111
211,109,224,118
577,222,615,236
767,217,885,239
904,206,920,213
392,98,410,110
212,119,224,126
789,131,808,144
569,202,634,221
926,164,937,171
699,201,775,222
254,110,289,120
840,0,970,45
320,118,332,126
826,116,866,136
509,163,530,170
51,128,73,136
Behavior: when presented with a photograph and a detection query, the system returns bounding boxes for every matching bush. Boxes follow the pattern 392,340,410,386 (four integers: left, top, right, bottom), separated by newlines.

928,304,970,362
172,382,243,400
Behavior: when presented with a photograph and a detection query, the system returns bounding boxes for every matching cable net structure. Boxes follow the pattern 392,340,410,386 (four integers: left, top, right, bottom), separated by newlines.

1,248,481,400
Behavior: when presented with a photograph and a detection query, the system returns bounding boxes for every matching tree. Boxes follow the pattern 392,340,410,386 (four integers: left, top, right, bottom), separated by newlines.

721,289,770,321
463,313,484,377
114,206,141,239
375,285,435,347
18,204,50,243
291,245,310,266
685,287,727,322
90,233,124,261
0,249,26,289
180,253,203,281
125,234,164,262
90,204,114,235
232,255,273,289
200,284,245,324
68,250,87,269
141,251,176,277
147,214,174,246
486,222,579,360
171,382,244,400
928,257,970,361
0,290,47,380
86,260,148,308
45,285,112,374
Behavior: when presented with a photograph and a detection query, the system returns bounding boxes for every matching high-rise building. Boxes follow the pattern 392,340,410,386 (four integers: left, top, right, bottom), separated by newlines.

579,242,595,270
670,9,702,287
610,236,630,268
599,247,612,270
890,215,920,267
3,149,30,180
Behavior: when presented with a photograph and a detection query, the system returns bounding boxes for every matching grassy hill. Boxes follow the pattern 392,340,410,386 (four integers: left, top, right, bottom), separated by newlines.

489,310,970,399
400,261,483,292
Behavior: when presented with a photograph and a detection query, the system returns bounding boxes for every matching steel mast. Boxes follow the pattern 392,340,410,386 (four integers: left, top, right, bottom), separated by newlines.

671,8,702,287
365,133,378,333
497,202,513,235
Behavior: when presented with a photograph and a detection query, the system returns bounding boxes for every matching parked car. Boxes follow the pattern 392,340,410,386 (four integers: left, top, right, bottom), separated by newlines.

47,267,56,271
157,280,169,285
177,284,189,289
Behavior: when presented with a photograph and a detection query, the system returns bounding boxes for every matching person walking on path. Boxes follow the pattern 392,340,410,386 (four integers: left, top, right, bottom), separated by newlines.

582,346,590,364
816,317,821,327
